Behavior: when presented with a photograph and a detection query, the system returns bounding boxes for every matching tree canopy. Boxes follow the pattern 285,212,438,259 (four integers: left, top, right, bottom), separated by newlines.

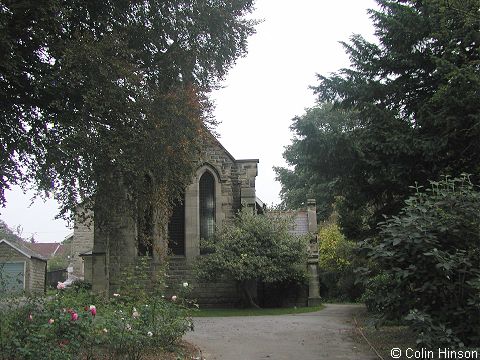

276,0,480,239
0,219,24,243
274,103,360,224
0,0,257,218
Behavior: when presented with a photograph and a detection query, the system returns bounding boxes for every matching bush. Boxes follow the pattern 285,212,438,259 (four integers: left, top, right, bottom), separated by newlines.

361,272,401,315
318,223,361,301
0,257,193,360
195,207,308,308
362,175,480,347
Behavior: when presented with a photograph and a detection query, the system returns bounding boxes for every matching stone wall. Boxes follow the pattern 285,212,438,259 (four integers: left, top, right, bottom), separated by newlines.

93,178,138,295
0,241,22,259
167,257,240,308
169,135,257,306
29,257,46,293
71,210,94,278
259,282,308,308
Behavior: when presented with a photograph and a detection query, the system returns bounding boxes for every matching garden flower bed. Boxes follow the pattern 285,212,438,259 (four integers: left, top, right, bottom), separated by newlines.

0,280,195,360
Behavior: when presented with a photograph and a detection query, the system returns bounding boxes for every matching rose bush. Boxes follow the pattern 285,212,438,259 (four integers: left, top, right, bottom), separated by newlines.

0,257,194,360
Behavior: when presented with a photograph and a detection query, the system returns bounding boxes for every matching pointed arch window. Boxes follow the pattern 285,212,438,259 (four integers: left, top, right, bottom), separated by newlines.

199,171,215,244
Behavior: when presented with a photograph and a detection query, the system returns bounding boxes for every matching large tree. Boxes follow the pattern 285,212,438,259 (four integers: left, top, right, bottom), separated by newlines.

277,0,480,239
0,1,257,221
274,103,361,226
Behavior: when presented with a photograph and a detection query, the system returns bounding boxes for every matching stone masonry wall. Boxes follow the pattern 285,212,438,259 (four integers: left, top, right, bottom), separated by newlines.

176,135,247,305
71,210,94,278
167,257,240,308
0,241,23,259
29,257,46,293
199,135,241,222
166,135,259,307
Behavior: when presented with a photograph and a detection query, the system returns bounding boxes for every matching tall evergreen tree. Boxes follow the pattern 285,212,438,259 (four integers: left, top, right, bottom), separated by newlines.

277,0,480,238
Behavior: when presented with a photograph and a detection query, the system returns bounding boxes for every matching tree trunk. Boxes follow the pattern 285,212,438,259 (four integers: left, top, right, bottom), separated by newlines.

239,280,260,308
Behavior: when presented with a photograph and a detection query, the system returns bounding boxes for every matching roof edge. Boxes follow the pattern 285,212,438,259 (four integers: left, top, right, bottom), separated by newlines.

206,131,237,163
0,239,47,261
204,130,260,165
236,159,259,163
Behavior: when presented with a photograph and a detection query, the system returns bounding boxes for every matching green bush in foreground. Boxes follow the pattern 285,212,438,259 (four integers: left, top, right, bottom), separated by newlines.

361,175,480,348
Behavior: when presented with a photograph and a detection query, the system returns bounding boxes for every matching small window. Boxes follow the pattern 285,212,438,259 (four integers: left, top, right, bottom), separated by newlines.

199,171,215,251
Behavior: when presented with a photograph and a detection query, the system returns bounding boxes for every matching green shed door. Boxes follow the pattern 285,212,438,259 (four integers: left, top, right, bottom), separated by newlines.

0,262,25,293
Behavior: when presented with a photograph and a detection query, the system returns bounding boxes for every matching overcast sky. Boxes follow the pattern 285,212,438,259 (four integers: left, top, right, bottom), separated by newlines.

0,0,377,243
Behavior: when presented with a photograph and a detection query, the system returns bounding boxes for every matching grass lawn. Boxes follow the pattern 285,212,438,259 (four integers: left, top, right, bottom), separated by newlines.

192,304,324,317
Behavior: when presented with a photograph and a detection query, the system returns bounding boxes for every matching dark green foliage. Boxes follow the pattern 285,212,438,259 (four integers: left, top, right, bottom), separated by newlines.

274,0,480,348
361,272,399,314
0,0,257,219
274,103,357,223
195,208,308,307
276,0,480,239
361,176,480,347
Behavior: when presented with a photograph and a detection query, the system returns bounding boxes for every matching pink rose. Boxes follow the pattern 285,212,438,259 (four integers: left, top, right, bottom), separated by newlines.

48,318,55,324
57,282,65,290
89,305,97,317
70,312,78,321
132,307,139,318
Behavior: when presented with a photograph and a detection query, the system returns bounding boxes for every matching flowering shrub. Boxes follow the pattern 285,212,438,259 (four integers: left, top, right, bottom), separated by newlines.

0,293,98,360
0,258,194,360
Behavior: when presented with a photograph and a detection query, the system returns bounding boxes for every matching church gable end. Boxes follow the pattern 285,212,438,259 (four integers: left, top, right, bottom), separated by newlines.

72,133,260,306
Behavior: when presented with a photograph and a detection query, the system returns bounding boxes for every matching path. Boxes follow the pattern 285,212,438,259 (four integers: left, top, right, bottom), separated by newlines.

184,303,376,360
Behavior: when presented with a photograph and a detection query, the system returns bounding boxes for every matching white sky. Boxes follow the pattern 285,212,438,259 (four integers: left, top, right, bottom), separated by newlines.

0,0,377,243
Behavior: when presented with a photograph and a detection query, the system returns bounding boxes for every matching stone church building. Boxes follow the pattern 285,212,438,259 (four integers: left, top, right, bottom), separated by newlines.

72,133,320,307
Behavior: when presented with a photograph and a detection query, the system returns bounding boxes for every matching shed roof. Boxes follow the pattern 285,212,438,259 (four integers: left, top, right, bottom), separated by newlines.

0,239,48,261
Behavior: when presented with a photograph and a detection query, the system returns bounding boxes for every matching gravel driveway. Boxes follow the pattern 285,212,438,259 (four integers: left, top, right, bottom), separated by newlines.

184,303,376,360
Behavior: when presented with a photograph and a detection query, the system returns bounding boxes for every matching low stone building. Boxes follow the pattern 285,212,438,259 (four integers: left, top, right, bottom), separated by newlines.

0,239,47,294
